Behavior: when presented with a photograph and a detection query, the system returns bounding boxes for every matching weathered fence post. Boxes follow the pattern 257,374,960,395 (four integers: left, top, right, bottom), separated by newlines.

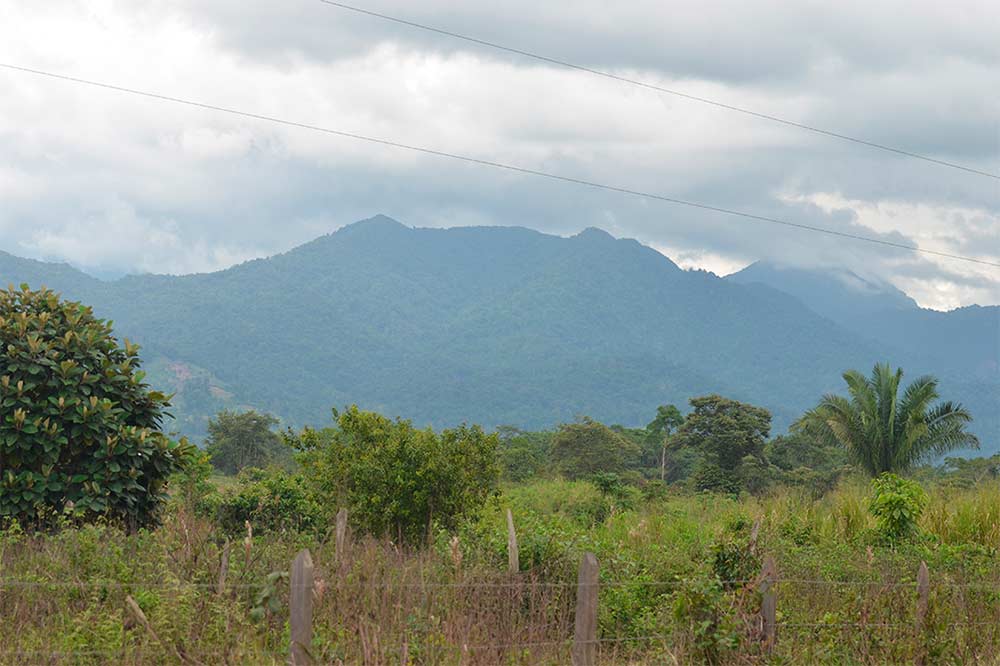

506,508,519,574
290,549,314,666
758,555,777,653
748,518,761,556
335,508,349,565
216,540,231,598
572,552,599,666
914,561,930,666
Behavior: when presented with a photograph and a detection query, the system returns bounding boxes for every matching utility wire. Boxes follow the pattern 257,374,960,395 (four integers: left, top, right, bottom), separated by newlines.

1,62,997,269
317,0,1000,181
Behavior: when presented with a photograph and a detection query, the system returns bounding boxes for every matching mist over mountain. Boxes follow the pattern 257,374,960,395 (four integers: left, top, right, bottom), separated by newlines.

2,216,996,453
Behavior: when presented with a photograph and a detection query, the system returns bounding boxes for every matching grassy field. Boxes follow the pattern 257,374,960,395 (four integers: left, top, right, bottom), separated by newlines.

2,478,1000,664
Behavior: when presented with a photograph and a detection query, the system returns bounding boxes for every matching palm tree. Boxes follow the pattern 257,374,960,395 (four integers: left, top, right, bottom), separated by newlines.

797,363,979,476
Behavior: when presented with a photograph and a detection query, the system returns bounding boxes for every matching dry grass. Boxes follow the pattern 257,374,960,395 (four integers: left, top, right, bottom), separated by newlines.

4,481,1000,664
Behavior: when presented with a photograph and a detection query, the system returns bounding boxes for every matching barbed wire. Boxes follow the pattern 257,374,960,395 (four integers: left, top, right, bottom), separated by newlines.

3,577,1000,590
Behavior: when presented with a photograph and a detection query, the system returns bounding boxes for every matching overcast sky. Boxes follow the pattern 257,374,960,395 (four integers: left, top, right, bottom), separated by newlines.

1,0,997,310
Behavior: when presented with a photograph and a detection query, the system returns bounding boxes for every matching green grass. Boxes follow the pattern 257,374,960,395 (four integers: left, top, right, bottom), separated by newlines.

3,478,1000,664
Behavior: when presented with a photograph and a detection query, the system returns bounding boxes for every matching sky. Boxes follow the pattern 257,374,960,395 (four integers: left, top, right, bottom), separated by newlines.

0,0,997,310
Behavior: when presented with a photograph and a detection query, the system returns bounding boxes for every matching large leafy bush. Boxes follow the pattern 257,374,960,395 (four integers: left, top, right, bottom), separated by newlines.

213,468,321,535
0,285,191,527
291,406,500,543
869,473,927,541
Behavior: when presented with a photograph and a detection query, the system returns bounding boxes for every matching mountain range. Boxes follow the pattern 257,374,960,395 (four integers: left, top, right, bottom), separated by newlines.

2,215,997,453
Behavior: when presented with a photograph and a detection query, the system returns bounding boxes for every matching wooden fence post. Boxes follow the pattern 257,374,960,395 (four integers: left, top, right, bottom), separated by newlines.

290,549,314,666
506,508,519,574
914,561,930,666
335,508,349,565
758,555,777,653
572,552,599,666
216,540,231,598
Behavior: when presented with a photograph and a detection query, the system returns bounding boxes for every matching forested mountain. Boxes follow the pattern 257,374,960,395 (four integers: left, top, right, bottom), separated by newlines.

2,216,996,451
728,262,998,387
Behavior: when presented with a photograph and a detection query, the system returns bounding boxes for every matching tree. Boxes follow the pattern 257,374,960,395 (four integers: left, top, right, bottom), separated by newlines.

291,406,500,544
496,425,552,482
0,285,192,528
797,363,979,477
205,410,289,475
765,431,852,496
550,417,640,480
646,404,685,481
674,395,771,492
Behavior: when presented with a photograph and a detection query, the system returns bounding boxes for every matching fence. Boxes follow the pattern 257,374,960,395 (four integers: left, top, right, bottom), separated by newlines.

0,509,996,665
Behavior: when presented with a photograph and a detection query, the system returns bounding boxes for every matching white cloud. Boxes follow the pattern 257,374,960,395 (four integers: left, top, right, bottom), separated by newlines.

0,0,996,309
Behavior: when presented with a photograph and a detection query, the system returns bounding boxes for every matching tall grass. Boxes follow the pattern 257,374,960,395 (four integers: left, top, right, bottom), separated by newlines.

2,479,1000,664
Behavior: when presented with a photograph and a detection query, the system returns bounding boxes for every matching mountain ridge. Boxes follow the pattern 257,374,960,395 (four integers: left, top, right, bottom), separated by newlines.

1,216,996,453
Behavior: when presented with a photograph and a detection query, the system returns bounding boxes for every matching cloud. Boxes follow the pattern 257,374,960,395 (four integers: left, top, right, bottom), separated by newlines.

0,0,996,310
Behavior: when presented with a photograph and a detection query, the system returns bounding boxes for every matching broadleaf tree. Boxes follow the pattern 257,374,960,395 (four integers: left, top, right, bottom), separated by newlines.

674,394,772,493
0,285,192,528
205,410,289,475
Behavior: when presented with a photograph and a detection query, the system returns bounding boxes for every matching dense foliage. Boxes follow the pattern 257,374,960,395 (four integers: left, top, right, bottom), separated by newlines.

212,468,321,535
289,406,500,543
550,418,641,479
204,410,289,475
799,363,979,476
868,473,928,541
0,285,191,527
674,395,771,493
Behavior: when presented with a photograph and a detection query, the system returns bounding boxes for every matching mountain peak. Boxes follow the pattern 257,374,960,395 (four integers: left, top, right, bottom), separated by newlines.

728,261,918,321
573,227,616,242
339,214,409,234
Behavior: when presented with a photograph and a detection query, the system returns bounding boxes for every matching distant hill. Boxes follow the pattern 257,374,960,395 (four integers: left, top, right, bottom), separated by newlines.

727,261,998,381
728,261,918,322
2,216,996,453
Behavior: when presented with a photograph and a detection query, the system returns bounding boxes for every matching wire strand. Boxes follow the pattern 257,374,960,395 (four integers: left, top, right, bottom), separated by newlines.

316,0,1000,181
1,62,996,269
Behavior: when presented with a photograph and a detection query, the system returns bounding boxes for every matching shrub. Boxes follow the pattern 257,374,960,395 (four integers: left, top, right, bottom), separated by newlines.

0,285,192,528
213,468,322,535
292,406,501,543
672,578,739,664
710,514,761,587
868,473,927,541
692,462,740,494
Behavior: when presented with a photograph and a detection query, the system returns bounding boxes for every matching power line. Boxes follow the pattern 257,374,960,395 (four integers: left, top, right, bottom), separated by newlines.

317,0,1000,182
1,62,997,269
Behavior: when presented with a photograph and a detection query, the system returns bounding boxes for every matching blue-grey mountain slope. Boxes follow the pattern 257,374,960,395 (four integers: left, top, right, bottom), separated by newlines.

1,216,995,452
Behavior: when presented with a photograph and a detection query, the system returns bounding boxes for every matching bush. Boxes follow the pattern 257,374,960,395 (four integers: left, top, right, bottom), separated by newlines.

672,578,739,664
213,468,322,535
869,473,927,541
692,462,740,494
0,285,192,528
292,406,500,543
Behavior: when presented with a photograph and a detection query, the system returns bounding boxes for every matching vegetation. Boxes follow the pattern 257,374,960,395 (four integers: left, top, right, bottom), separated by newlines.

550,418,640,480
287,406,501,544
204,410,289,475
674,395,771,493
799,363,979,476
0,285,191,528
2,221,994,453
4,478,1000,664
2,287,999,663
645,404,684,481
